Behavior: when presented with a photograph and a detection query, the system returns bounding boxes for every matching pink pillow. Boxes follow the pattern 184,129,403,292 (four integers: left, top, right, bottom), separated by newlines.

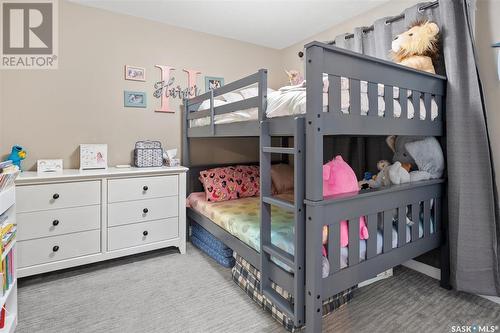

322,156,369,247
199,165,260,202
271,164,294,194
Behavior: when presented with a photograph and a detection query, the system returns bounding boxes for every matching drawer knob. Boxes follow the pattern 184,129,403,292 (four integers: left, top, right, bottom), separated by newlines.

52,245,60,252
143,231,148,236
143,185,149,191
52,220,60,226
143,208,149,214
53,193,60,200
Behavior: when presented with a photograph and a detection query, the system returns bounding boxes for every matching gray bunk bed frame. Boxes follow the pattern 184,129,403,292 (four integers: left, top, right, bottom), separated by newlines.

183,42,449,333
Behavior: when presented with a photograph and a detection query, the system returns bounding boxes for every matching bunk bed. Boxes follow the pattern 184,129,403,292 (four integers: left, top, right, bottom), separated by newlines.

183,42,448,333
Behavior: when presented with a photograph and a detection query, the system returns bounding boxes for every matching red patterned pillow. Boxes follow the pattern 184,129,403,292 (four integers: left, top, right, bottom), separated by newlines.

199,165,260,202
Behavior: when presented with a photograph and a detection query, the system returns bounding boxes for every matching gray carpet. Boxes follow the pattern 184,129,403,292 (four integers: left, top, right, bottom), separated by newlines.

17,244,500,333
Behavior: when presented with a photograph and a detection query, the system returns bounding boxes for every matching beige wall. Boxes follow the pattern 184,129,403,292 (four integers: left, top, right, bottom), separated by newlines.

0,69,3,155
0,0,282,170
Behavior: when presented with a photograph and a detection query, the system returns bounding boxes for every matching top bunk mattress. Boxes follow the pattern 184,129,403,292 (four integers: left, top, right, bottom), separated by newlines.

189,80,439,128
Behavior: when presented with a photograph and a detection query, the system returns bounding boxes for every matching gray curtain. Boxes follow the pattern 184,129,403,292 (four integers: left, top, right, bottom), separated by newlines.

332,0,499,295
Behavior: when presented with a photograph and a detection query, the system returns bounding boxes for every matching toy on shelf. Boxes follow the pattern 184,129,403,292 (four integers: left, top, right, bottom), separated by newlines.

391,20,440,74
6,146,26,170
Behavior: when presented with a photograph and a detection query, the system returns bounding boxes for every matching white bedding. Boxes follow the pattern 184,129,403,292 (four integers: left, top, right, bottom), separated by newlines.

190,82,439,128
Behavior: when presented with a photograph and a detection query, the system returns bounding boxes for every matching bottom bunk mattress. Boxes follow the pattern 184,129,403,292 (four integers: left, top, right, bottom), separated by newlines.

232,253,355,332
188,192,434,272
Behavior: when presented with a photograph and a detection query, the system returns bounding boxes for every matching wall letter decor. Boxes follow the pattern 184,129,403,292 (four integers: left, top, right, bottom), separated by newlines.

154,66,201,113
154,65,176,113
184,69,202,97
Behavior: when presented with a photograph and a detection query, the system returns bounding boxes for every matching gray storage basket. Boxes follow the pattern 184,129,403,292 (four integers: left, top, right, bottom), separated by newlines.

134,140,163,167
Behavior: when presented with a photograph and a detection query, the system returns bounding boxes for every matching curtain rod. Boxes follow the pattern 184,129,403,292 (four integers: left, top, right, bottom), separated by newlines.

340,0,439,41
297,0,439,56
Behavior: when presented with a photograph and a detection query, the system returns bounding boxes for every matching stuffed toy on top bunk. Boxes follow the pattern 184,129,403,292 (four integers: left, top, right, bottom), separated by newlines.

391,20,440,74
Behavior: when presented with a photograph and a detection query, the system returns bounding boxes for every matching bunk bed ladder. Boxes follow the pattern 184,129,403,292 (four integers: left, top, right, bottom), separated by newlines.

260,117,306,326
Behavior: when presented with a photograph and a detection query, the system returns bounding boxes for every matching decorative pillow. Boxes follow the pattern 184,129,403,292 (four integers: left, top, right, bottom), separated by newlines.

221,92,244,103
199,165,260,202
271,164,294,194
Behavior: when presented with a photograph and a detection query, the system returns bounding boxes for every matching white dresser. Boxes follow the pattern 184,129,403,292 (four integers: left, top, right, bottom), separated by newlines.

15,167,188,277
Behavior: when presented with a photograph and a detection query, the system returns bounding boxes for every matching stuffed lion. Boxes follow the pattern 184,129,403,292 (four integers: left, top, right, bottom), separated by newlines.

391,20,440,74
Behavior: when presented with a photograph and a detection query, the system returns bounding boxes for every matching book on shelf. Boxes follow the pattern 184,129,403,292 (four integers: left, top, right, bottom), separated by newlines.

0,162,19,192
1,250,14,296
0,306,5,329
0,161,12,172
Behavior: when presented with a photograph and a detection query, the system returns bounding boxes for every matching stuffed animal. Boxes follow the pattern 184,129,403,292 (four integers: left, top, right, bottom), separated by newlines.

391,20,440,74
322,155,369,247
285,70,303,85
386,136,445,185
367,160,391,189
6,145,26,170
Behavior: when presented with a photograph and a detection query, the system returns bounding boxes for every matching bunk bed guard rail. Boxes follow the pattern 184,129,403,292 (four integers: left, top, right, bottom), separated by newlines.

184,69,267,137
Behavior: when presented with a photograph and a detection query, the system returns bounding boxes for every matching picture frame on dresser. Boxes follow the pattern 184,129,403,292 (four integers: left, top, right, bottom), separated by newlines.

80,144,108,170
14,166,188,278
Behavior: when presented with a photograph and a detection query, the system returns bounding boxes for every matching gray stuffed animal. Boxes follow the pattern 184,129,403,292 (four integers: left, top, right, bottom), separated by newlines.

387,135,445,184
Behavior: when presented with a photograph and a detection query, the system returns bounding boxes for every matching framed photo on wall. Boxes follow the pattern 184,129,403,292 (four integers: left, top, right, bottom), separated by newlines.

124,65,146,81
124,91,147,108
205,76,224,92
80,144,108,170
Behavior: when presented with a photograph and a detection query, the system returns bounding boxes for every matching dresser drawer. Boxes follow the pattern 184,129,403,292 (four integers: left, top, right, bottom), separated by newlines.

17,205,100,241
108,175,178,203
18,229,101,268
17,181,101,213
108,197,177,227
108,218,178,251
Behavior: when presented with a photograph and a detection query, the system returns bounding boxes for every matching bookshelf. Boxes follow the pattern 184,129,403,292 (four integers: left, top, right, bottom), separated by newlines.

0,185,17,333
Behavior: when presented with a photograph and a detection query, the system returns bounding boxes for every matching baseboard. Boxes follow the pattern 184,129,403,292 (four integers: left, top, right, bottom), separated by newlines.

402,260,500,305
479,295,500,304
402,259,441,280
358,269,393,288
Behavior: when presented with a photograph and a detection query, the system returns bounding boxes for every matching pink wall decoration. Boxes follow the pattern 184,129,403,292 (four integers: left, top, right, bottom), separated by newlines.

183,68,202,98
153,65,201,113
154,65,176,113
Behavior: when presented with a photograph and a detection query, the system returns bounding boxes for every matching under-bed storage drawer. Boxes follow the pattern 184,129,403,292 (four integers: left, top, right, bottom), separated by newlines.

17,205,101,241
18,230,101,268
108,196,178,227
108,175,178,203
16,181,101,213
108,218,178,251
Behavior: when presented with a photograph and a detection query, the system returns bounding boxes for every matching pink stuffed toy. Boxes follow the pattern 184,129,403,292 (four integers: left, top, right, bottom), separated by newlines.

322,155,369,247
